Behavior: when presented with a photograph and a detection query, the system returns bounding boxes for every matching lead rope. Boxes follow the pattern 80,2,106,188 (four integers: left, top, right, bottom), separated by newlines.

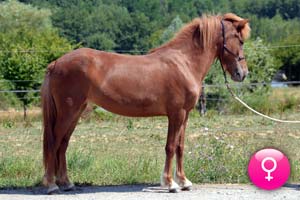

220,63,300,123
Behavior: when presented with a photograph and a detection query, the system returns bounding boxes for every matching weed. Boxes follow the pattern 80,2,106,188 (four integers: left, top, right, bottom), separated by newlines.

2,119,15,128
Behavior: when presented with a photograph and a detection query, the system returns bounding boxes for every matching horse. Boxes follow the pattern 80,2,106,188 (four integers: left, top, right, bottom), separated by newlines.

41,13,250,194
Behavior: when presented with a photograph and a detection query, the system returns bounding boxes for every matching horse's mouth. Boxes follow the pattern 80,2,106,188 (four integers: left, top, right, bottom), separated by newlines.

231,67,247,82
231,73,246,82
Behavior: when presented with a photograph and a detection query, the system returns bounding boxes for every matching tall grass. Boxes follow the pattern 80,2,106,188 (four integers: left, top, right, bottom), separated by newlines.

225,87,300,114
0,156,42,188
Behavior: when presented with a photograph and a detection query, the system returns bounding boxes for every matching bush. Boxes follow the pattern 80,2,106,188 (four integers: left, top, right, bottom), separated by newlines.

0,0,73,116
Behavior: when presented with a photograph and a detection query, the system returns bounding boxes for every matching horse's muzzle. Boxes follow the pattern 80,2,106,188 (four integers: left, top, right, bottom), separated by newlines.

232,67,248,82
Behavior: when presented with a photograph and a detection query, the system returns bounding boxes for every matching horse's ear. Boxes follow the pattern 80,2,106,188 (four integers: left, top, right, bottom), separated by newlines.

223,13,251,39
234,19,251,39
223,13,238,23
234,19,249,31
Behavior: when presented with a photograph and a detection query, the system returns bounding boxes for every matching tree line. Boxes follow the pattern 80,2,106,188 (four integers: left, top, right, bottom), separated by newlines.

0,0,299,115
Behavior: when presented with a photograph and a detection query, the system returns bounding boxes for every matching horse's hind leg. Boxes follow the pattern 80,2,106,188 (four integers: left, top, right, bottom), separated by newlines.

55,103,87,191
43,91,88,194
43,112,75,194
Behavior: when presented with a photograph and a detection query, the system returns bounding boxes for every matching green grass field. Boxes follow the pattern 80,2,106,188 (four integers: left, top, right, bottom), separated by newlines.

0,109,300,188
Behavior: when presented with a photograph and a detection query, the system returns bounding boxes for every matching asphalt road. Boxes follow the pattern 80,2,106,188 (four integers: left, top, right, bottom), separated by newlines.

1,184,300,200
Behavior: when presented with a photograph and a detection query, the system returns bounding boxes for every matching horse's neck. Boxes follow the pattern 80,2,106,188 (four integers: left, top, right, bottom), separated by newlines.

188,48,217,84
151,33,219,87
169,43,218,86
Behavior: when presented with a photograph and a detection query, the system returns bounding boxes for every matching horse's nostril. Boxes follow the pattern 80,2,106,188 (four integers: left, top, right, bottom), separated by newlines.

242,75,246,81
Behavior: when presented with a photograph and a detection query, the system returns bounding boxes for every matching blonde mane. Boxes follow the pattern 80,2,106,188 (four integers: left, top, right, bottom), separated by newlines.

149,13,250,53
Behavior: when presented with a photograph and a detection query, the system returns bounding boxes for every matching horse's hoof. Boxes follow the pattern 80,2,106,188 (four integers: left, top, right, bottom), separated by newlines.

169,188,179,193
61,183,76,191
168,180,180,193
181,179,192,191
47,185,61,195
174,175,193,191
181,186,192,191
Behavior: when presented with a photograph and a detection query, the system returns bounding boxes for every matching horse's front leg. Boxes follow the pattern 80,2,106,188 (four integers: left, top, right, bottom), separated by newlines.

161,109,186,192
174,113,192,190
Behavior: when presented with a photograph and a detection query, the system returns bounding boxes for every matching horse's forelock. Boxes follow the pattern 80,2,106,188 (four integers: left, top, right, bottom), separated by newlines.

223,13,251,40
241,23,251,40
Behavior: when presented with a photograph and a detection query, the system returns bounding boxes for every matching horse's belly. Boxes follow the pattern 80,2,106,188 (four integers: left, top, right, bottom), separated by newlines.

88,88,167,117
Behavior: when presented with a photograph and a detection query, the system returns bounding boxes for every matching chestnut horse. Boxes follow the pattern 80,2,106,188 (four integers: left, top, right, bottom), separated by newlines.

42,13,250,194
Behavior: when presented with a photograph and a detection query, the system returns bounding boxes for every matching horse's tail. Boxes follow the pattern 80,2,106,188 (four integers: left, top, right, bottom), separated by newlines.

41,61,57,170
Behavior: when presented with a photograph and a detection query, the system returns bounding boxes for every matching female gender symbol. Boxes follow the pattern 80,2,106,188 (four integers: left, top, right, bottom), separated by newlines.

248,148,290,190
261,157,277,181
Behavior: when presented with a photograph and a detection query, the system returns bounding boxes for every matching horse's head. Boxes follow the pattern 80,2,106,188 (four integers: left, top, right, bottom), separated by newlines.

218,13,250,82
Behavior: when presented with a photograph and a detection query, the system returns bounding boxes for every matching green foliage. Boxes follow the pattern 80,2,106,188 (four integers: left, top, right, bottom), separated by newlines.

116,11,153,53
127,119,133,130
0,78,19,109
52,2,131,51
250,14,300,43
274,33,300,83
50,1,155,53
242,0,300,20
0,0,52,32
245,38,279,83
160,15,184,43
18,1,300,55
0,0,73,111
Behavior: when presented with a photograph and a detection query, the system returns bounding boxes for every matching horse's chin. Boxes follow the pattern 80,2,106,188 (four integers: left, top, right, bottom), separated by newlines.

230,75,244,82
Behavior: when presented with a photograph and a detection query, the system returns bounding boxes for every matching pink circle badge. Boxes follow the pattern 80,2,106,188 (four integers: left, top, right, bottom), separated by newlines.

248,148,290,190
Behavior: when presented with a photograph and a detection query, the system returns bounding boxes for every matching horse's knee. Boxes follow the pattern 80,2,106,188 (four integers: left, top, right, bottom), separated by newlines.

176,144,184,155
165,144,176,156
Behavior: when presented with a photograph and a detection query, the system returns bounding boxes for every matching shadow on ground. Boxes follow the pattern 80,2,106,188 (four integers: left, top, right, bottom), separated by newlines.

1,183,299,195
0,184,172,195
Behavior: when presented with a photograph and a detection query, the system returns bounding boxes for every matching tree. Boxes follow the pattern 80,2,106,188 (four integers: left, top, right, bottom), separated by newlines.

160,15,184,43
115,11,153,53
275,33,300,85
51,1,133,51
249,14,300,43
0,0,73,119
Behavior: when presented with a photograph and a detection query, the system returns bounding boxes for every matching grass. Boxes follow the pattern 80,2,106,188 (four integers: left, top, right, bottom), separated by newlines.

1,109,300,188
228,87,300,114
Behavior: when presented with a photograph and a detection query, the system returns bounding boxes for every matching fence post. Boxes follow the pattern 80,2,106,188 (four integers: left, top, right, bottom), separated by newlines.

198,83,206,116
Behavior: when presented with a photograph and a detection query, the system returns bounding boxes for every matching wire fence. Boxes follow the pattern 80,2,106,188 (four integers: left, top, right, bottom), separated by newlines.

1,81,299,90
0,81,299,102
1,79,300,85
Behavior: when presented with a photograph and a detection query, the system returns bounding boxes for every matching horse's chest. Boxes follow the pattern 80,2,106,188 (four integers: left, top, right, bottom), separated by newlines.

184,89,199,110
188,91,199,102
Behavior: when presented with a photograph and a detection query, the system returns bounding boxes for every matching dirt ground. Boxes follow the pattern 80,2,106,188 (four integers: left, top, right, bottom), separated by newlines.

1,184,300,200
